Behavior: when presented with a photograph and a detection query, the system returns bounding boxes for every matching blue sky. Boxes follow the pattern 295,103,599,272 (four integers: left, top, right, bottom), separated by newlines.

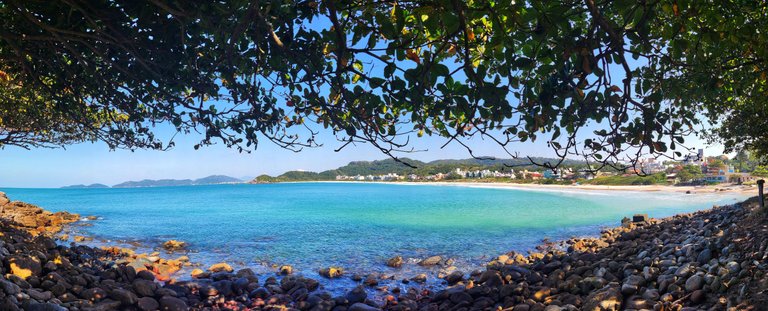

0,123,724,188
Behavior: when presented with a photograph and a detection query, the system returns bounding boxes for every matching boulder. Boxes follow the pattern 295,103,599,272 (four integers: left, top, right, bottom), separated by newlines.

208,262,234,273
279,265,293,275
7,255,42,279
346,285,367,304
319,267,344,278
137,297,160,311
162,240,186,251
418,255,442,266
159,295,188,311
582,286,622,311
386,256,403,268
110,288,139,305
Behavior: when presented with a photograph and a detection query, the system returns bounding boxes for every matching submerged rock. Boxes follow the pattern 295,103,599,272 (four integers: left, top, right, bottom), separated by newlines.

386,256,403,268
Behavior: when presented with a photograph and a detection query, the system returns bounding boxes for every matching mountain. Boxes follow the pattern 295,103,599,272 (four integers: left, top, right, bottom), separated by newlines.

61,183,110,189
112,175,242,188
253,157,591,182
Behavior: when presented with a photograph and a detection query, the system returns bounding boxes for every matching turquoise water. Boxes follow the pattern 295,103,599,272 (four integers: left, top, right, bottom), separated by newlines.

0,183,748,289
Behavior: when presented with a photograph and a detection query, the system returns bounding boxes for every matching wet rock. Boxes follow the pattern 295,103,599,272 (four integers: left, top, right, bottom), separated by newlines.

279,265,293,275
410,274,427,283
208,262,233,273
386,256,403,268
20,302,66,311
418,255,442,266
444,271,464,285
162,240,186,251
318,267,343,278
132,279,157,297
690,289,706,304
348,302,379,311
346,285,367,304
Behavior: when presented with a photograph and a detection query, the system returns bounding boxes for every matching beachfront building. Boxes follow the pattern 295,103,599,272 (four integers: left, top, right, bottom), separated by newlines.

638,158,667,174
453,168,516,179
682,149,705,166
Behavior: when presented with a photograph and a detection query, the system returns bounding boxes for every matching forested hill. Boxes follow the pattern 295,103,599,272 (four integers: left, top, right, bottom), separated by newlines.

111,175,242,188
252,157,589,182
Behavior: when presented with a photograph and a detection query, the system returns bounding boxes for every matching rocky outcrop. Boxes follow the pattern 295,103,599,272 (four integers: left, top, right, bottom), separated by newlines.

0,192,79,236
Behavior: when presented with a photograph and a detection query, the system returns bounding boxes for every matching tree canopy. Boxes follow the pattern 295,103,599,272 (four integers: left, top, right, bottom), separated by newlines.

1,1,766,170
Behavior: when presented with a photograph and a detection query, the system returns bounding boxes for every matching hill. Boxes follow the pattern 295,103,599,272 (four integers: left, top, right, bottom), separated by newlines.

112,175,242,188
253,157,590,182
60,183,110,189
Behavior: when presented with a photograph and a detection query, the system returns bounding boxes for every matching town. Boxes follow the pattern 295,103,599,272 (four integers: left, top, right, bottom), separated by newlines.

334,149,766,186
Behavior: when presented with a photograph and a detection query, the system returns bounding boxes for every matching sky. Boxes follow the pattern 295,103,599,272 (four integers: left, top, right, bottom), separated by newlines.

0,122,725,188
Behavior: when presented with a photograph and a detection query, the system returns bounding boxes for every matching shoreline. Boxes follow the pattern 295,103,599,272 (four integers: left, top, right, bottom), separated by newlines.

287,179,757,194
0,190,765,309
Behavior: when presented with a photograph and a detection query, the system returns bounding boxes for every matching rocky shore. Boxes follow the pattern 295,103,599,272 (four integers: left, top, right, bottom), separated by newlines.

1,191,767,310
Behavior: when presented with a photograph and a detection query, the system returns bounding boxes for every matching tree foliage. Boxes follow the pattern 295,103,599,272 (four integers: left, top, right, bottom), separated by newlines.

1,1,766,169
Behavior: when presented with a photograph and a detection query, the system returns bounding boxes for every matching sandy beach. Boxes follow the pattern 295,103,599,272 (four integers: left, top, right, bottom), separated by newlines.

314,180,759,195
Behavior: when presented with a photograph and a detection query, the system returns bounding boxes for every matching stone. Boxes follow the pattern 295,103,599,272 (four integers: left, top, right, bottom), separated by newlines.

386,256,403,268
191,269,207,278
319,267,343,278
348,302,379,311
20,302,66,311
363,275,379,287
279,265,293,275
407,273,426,283
582,286,622,311
110,288,139,305
132,279,157,297
8,255,42,279
208,262,234,273
685,275,704,292
346,285,367,304
137,297,160,311
632,214,649,222
444,271,464,285
162,240,186,251
418,255,442,266
690,289,706,304
81,287,108,302
697,249,712,265
159,295,188,311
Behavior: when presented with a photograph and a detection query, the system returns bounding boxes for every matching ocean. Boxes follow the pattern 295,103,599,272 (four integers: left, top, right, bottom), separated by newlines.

0,182,749,292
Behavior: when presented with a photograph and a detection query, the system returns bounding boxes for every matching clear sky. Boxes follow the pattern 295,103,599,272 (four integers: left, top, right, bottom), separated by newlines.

0,121,725,188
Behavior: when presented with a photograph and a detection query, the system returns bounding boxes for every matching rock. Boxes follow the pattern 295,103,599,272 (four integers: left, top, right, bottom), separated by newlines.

363,275,379,287
191,268,207,278
279,265,293,275
690,289,706,304
319,267,343,278
418,255,442,266
132,279,157,297
7,255,42,279
81,287,108,302
110,288,139,305
158,295,188,311
444,271,464,285
533,288,551,302
208,262,234,273
582,286,622,311
410,274,427,283
697,248,712,264
346,285,367,304
0,192,9,206
20,302,66,311
137,297,160,311
162,240,186,251
632,214,648,222
348,302,379,311
386,256,403,268
684,275,703,292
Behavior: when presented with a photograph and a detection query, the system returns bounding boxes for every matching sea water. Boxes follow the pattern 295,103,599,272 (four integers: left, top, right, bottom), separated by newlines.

1,182,749,292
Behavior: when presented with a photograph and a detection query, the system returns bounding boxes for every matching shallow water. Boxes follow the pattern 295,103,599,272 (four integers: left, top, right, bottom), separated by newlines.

1,183,748,292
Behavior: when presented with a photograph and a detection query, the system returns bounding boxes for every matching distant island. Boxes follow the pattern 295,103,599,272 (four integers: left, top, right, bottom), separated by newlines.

62,175,242,188
60,183,110,189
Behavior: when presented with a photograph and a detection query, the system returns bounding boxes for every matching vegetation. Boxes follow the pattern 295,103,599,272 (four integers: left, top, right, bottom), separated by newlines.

676,165,704,183
1,1,766,170
584,173,667,186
